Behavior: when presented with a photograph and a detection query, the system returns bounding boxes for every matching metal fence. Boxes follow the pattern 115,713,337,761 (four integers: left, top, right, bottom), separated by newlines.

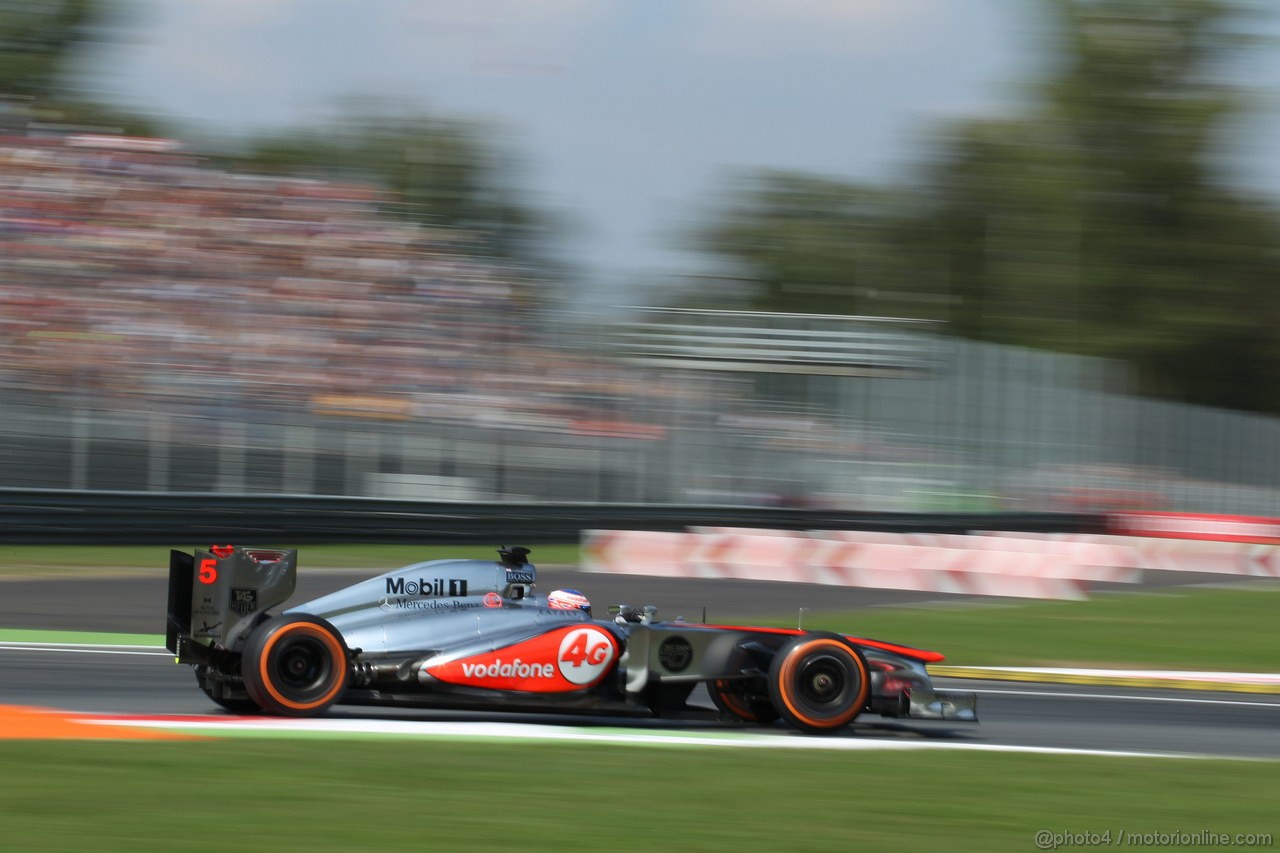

3,309,1280,515
0,488,1103,544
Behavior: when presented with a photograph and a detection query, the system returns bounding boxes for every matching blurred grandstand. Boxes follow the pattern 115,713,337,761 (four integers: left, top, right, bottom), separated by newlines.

4,130,1280,514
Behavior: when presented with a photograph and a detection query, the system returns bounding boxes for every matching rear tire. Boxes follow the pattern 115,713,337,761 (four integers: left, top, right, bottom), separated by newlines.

768,632,869,734
241,614,348,717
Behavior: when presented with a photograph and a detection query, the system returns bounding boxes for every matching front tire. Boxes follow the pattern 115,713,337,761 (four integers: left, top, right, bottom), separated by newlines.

709,646,779,725
710,678,780,725
241,614,348,717
768,633,869,734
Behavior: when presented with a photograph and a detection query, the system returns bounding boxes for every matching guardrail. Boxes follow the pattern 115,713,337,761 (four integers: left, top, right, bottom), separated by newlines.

0,488,1107,545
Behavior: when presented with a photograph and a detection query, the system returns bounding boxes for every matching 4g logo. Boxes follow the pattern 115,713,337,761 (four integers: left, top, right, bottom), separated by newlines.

556,627,617,685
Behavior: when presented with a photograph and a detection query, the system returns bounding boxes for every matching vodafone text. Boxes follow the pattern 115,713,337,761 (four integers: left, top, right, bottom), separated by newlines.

460,658,556,679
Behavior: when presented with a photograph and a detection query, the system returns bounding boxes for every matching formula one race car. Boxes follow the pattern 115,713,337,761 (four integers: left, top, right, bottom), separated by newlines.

166,545,977,734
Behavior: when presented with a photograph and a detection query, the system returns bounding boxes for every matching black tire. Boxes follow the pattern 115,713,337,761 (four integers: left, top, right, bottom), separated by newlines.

709,678,780,725
241,614,348,717
708,646,779,724
195,666,261,714
767,632,869,734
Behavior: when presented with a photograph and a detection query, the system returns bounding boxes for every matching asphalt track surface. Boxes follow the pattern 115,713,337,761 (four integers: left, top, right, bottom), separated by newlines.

2,568,1278,758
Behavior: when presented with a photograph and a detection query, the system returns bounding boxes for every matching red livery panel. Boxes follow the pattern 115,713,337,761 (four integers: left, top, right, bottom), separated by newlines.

422,625,620,693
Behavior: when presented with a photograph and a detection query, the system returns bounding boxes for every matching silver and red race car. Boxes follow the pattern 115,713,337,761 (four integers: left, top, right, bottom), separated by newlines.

166,545,976,734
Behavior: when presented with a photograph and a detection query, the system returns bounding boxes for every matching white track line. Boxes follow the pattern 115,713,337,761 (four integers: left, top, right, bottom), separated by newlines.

0,641,162,650
964,687,1280,709
0,645,170,657
943,665,1280,683
82,716,1242,759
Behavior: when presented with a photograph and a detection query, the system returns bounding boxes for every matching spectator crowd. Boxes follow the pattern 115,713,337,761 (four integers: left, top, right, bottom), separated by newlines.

0,131,665,434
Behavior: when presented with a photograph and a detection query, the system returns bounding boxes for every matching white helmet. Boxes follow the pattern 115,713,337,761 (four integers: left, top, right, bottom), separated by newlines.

547,588,591,615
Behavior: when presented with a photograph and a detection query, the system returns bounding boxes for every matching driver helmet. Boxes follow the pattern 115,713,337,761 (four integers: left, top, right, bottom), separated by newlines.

547,588,592,615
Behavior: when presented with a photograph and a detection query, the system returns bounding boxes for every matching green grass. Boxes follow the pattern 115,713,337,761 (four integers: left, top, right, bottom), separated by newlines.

0,543,580,576
0,740,1275,852
768,584,1280,671
0,628,163,646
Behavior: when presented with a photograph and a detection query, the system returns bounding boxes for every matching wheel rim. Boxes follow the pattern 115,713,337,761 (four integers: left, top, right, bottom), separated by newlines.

796,654,849,709
275,636,331,695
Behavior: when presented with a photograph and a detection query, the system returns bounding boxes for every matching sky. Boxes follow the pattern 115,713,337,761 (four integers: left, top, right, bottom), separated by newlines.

77,0,1280,301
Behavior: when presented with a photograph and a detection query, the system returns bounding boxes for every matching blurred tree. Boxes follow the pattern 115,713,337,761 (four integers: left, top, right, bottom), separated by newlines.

926,0,1280,412
0,0,161,135
0,0,95,98
227,101,557,266
690,0,1280,413
689,170,950,319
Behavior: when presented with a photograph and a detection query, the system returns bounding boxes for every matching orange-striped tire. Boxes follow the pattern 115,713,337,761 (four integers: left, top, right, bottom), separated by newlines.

710,678,780,724
708,646,779,724
241,614,348,717
767,633,869,734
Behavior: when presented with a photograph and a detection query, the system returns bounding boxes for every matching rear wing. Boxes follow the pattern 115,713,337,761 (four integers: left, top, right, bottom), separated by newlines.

166,546,298,655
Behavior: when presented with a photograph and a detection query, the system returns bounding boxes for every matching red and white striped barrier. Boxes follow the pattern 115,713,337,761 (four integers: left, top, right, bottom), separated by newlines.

581,530,693,577
815,563,1088,600
989,532,1280,577
584,526,1280,594
813,531,1139,583
1109,511,1280,544
692,528,1139,583
582,530,1094,599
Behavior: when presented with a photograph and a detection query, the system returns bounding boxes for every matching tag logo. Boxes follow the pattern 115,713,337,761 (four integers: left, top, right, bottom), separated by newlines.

229,588,258,617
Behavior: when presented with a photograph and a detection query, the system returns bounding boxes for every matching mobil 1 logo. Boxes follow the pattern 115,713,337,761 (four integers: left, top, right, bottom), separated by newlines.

385,577,469,597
